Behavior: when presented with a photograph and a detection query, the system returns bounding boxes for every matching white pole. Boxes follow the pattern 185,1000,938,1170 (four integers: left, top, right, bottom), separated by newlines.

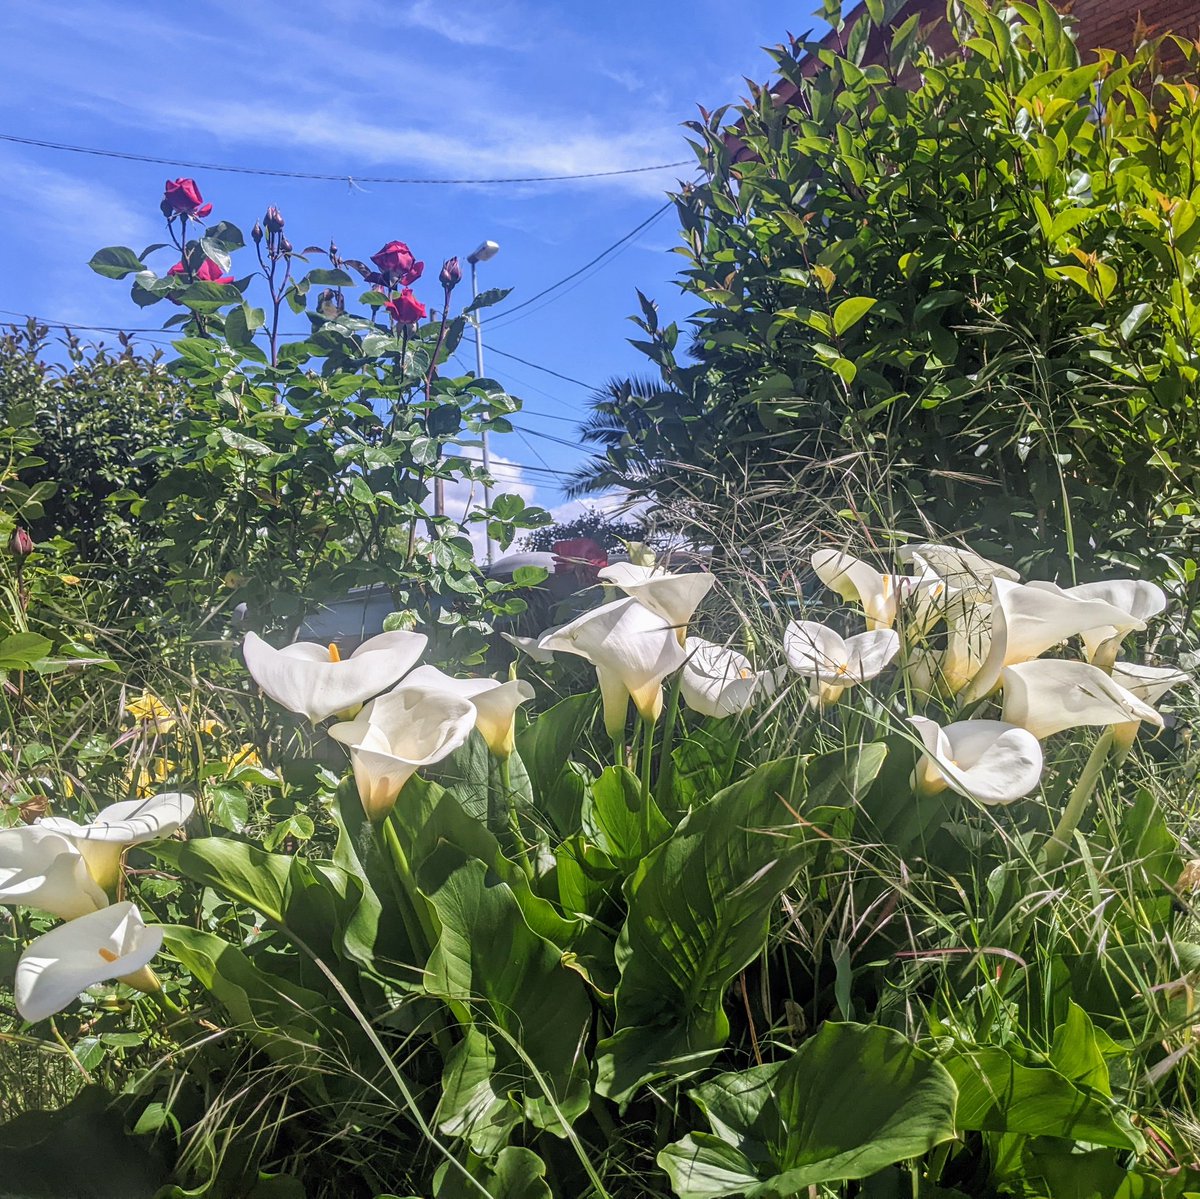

472,258,496,565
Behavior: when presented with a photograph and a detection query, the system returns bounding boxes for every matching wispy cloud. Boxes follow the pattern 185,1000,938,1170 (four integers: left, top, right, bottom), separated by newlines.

402,0,531,49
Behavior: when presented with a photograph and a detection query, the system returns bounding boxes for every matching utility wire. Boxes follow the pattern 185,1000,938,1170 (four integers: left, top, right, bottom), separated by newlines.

0,132,692,186
484,199,675,326
487,346,596,390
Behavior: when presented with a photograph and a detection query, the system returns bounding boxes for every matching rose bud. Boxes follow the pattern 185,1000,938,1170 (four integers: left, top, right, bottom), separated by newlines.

279,236,293,255
9,528,34,560
370,240,424,287
439,256,462,291
384,288,426,325
264,206,285,234
252,221,264,245
161,178,213,220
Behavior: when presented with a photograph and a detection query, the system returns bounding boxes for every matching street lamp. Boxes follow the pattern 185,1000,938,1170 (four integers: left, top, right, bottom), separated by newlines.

468,239,500,564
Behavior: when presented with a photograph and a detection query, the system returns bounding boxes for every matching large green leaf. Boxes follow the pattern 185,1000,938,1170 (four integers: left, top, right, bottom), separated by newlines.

944,1044,1142,1149
432,1146,552,1199
421,854,592,1152
659,1022,958,1198
596,747,887,1101
582,764,670,869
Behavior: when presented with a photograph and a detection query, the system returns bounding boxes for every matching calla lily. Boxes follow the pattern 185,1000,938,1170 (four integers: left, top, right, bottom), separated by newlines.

908,716,1043,805
501,631,557,665
783,620,899,705
328,685,476,821
961,579,1146,702
999,659,1163,740
1110,661,1192,704
538,597,688,734
896,542,1019,599
680,638,779,718
242,629,427,724
40,792,195,892
0,826,108,920
1059,580,1167,666
811,550,904,631
402,665,535,757
596,563,715,644
14,901,164,1023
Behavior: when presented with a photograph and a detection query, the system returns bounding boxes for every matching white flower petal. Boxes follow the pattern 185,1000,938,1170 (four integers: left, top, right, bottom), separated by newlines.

812,550,900,630
910,716,1042,805
596,564,715,632
1000,659,1163,740
1064,580,1167,663
0,826,108,920
963,579,1147,701
401,665,534,755
681,638,776,718
897,543,1019,598
844,629,900,682
14,902,163,1022
243,629,427,723
328,684,477,820
539,597,687,725
1110,661,1192,705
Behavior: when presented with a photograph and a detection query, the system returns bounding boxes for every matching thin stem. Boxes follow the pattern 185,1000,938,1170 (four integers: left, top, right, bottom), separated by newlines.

639,714,655,844
377,816,438,960
656,671,683,810
1043,727,1114,870
499,755,533,878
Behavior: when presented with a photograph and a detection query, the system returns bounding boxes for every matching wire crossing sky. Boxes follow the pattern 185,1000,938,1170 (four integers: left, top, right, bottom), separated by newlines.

0,0,819,526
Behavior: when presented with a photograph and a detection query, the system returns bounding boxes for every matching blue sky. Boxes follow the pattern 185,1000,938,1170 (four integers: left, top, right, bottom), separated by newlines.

0,0,818,526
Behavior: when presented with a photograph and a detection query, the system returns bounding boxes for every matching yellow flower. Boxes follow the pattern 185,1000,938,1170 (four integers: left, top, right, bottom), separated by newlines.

59,574,82,586
131,757,174,798
227,743,262,772
126,691,176,733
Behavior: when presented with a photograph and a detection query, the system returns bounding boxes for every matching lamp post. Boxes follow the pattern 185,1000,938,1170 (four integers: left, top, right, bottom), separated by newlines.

468,239,500,565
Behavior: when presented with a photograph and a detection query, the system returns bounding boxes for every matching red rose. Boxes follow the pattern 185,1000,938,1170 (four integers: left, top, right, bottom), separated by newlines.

161,178,213,220
384,288,426,324
552,537,608,582
370,240,424,287
168,258,234,284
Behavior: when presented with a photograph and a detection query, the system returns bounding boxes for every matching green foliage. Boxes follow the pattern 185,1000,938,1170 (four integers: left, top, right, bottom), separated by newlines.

578,5,1200,591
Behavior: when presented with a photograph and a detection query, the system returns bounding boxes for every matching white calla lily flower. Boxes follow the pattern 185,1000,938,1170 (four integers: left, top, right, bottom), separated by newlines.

329,685,477,821
908,716,1043,806
538,597,688,734
402,665,535,758
783,621,899,707
15,901,164,1022
961,579,1146,702
999,659,1164,740
40,792,195,892
1058,580,1167,666
1110,661,1192,704
680,638,779,718
501,631,557,665
242,629,427,724
896,543,1019,599
0,826,108,920
596,563,715,643
811,550,905,631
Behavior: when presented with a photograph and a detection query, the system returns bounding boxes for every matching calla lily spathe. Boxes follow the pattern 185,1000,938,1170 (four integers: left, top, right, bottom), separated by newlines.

908,716,1043,806
783,620,899,705
811,550,905,631
328,685,477,821
961,579,1146,702
14,901,163,1023
402,665,535,758
896,542,1019,599
0,826,108,920
680,638,779,718
1110,661,1192,704
40,792,195,892
999,659,1163,740
596,563,715,643
538,597,688,734
1061,580,1167,666
242,629,427,724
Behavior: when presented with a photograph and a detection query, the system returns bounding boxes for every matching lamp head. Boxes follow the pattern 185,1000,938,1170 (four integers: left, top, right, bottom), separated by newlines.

467,240,500,265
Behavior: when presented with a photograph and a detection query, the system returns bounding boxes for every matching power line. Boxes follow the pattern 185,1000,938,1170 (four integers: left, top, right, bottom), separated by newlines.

485,199,675,327
488,345,596,390
0,132,692,186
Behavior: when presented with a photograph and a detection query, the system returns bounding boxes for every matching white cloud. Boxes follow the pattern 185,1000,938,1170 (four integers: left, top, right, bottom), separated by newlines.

442,451,539,558
403,0,530,48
